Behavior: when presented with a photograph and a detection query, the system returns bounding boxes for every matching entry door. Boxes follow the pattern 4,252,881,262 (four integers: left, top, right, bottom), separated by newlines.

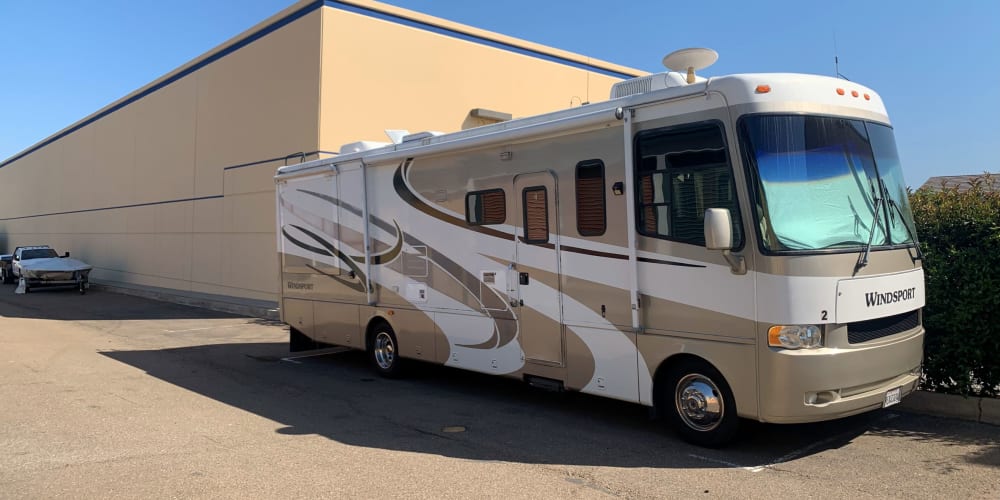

513,172,563,365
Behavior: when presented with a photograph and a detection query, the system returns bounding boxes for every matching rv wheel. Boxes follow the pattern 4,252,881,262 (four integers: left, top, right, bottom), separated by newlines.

369,323,403,378
659,359,739,447
289,326,314,352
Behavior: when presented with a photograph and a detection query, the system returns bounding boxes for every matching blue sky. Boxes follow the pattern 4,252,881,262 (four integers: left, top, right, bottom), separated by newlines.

1,0,997,188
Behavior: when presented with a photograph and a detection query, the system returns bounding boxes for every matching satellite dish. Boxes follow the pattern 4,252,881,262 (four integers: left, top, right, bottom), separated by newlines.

662,48,719,84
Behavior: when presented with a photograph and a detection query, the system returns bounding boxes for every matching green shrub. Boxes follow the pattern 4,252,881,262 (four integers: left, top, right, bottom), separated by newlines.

910,175,1000,397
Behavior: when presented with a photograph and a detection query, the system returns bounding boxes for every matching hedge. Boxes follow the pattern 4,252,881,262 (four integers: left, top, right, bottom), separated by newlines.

910,175,1000,397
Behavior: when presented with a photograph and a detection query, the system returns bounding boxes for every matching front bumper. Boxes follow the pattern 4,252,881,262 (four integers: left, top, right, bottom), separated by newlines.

21,270,90,288
758,327,923,423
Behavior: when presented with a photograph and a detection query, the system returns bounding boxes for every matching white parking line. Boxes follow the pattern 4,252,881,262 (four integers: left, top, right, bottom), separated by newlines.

688,454,764,472
690,412,900,473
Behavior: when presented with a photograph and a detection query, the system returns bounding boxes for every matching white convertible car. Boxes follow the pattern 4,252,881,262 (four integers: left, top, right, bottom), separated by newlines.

11,246,92,294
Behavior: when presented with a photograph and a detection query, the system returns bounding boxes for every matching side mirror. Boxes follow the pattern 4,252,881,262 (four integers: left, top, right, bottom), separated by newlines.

704,208,733,250
64,252,70,258
704,208,746,275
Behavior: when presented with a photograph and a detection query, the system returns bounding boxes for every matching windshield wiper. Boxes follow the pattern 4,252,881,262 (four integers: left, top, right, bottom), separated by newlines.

879,179,924,262
854,178,884,274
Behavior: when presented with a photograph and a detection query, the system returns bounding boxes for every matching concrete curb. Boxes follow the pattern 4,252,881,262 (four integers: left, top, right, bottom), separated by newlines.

91,281,280,321
897,390,1000,426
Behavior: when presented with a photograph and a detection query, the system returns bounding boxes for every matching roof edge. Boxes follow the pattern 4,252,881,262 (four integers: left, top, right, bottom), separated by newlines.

1,0,646,168
337,0,644,78
0,0,323,169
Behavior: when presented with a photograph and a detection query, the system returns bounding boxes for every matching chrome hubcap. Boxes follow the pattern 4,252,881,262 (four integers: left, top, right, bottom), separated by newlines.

373,332,395,370
675,373,724,432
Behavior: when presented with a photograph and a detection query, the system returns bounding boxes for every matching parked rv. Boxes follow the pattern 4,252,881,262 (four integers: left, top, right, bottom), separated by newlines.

274,49,924,446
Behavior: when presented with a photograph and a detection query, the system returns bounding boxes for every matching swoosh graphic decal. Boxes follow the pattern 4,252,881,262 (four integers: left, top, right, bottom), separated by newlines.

286,224,370,291
637,256,706,268
393,163,511,240
393,165,707,268
307,263,367,294
295,172,516,350
282,226,333,258
350,220,404,265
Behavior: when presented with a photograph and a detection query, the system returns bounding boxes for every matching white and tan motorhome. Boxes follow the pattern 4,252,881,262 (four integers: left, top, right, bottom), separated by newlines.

274,49,925,446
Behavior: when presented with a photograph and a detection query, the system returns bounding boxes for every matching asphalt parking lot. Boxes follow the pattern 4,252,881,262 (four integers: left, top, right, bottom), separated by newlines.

1,287,998,499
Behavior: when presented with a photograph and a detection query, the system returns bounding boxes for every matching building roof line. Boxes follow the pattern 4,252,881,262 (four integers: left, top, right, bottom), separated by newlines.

332,0,643,79
0,0,324,169
1,0,644,169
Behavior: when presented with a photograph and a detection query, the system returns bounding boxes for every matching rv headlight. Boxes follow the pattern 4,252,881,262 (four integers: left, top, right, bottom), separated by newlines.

768,325,822,349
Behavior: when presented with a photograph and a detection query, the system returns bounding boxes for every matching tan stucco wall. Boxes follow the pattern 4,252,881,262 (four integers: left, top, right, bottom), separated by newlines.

0,7,323,302
0,0,640,303
318,1,635,148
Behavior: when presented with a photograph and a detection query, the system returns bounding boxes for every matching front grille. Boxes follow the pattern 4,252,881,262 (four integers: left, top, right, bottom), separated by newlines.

847,310,920,344
35,271,73,280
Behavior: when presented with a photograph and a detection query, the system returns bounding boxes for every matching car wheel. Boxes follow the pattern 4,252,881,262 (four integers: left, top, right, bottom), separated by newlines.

369,322,403,378
659,358,740,447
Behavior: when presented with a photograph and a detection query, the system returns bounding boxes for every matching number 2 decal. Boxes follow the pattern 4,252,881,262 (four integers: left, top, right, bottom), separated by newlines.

821,310,828,321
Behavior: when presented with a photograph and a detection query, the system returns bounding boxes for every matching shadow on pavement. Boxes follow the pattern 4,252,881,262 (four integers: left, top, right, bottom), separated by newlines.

95,339,938,469
8,287,996,469
868,417,1000,469
0,285,244,321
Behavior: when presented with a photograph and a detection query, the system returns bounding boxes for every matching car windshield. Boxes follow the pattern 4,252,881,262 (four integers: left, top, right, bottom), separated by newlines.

740,115,916,252
22,249,58,259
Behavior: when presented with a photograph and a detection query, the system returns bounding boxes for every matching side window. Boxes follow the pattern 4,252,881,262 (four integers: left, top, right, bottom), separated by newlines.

466,189,506,225
634,123,742,247
522,186,549,244
575,160,606,236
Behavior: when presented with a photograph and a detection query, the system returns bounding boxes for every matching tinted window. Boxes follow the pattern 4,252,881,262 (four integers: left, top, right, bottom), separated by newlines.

522,186,549,244
575,160,606,236
635,123,742,247
22,249,58,259
466,189,506,225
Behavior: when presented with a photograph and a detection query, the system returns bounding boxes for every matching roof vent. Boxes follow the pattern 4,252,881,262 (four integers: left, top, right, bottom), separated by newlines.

610,48,719,99
339,141,389,154
610,72,689,98
401,131,444,143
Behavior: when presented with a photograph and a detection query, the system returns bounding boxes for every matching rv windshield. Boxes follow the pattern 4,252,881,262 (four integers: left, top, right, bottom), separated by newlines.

740,115,916,252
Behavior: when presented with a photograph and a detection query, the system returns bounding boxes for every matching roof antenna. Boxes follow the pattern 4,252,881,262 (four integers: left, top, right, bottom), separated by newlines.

834,31,850,81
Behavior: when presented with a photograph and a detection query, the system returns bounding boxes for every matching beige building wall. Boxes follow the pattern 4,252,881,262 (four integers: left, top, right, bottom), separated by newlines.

318,1,636,148
0,0,641,304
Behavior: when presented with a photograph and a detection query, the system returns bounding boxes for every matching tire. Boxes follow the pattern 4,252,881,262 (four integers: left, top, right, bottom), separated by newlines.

289,326,314,352
368,322,403,378
659,358,740,447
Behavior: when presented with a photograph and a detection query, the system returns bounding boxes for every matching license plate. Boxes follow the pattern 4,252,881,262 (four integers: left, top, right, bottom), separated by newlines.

883,387,902,408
